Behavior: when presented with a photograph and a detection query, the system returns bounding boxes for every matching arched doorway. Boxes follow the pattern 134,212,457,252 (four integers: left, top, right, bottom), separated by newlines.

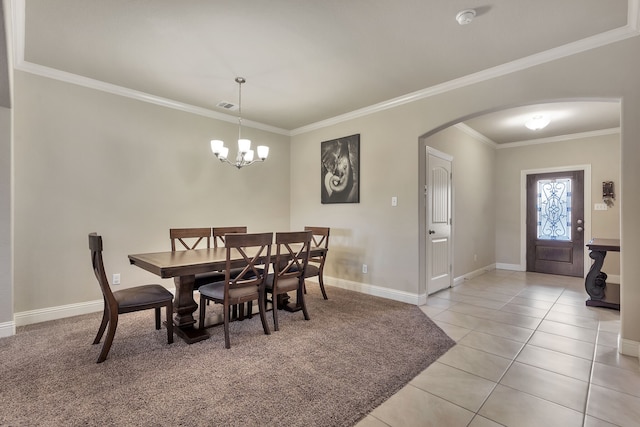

418,100,621,298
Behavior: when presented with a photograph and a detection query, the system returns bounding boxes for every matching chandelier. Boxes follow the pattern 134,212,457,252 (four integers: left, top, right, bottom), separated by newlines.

210,77,269,169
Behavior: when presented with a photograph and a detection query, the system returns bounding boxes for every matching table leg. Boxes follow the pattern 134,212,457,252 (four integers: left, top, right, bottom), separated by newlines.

277,293,303,312
173,275,209,343
585,250,620,310
585,250,606,300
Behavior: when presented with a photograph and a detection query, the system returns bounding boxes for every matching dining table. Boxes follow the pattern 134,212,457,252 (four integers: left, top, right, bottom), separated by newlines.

128,245,327,343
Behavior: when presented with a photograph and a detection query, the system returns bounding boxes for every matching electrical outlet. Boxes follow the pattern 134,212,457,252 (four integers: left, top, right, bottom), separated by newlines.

112,273,120,285
362,264,368,274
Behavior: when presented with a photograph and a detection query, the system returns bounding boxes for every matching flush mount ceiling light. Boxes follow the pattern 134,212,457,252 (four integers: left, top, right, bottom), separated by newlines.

456,9,476,25
525,115,551,130
210,77,269,169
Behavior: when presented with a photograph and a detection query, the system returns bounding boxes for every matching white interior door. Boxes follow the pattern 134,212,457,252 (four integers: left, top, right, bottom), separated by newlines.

426,147,452,295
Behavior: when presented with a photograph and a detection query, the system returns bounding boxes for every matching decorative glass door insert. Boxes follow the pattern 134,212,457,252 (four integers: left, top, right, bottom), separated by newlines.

536,178,572,241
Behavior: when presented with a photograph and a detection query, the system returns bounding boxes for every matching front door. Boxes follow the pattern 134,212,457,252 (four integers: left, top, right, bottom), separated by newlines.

526,170,584,277
426,147,452,294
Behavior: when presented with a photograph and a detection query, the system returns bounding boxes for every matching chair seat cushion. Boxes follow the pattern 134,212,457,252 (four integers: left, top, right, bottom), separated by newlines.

114,284,173,309
288,264,319,278
304,264,319,278
198,281,258,301
194,271,226,289
194,267,248,288
265,274,299,293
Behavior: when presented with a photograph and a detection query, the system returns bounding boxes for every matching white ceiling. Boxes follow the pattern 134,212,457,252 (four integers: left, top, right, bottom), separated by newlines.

12,0,636,140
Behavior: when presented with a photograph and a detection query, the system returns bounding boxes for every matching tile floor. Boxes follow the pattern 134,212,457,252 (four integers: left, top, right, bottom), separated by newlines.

355,270,640,427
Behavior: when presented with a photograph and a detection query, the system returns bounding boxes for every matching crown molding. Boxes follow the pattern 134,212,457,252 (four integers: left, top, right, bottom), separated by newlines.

454,123,498,148
292,23,639,135
9,0,640,136
495,127,621,149
9,0,289,136
15,60,290,136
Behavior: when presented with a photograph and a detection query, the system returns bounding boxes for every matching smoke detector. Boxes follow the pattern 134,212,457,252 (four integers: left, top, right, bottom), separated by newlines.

456,9,476,25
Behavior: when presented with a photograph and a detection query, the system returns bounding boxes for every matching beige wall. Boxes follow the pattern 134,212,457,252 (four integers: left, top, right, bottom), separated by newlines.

13,71,292,312
496,133,621,274
0,106,11,325
290,104,428,294
291,36,640,347
422,126,497,279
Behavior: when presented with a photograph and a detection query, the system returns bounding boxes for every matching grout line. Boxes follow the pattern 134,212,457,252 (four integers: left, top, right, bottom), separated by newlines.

582,322,602,426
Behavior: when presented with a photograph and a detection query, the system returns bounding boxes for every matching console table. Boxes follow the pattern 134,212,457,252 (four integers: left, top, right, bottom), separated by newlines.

585,238,620,310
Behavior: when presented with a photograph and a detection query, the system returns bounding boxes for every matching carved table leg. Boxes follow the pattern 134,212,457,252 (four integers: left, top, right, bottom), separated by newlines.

585,250,606,300
585,250,620,310
173,275,209,343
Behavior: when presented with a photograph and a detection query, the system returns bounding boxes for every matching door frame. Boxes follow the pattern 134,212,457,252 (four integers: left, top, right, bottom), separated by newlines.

519,164,591,276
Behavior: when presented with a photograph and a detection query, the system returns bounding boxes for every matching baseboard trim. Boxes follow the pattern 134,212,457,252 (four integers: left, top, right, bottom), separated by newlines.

315,276,421,305
453,264,497,286
0,320,16,338
14,299,105,327
14,288,177,327
12,281,418,329
496,263,524,271
619,337,640,359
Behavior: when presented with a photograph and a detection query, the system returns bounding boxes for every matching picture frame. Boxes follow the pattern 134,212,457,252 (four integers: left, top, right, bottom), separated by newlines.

321,134,360,204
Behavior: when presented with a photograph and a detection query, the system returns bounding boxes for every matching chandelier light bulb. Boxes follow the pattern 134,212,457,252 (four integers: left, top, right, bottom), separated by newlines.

257,145,269,160
238,138,251,154
210,139,223,154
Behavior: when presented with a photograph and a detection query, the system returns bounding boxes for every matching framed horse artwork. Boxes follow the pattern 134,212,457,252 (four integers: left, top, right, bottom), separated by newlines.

320,134,360,204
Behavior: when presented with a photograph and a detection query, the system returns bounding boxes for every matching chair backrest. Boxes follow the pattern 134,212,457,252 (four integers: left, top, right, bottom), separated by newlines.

273,230,312,284
88,233,117,309
305,226,330,249
213,226,248,248
169,228,212,251
304,226,330,264
223,232,272,295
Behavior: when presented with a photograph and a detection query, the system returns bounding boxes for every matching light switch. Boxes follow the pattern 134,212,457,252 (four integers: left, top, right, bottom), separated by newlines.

594,203,608,211
391,196,398,207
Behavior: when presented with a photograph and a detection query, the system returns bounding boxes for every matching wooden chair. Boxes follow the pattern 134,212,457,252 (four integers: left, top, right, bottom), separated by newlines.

212,226,249,318
197,232,272,348
89,233,173,363
213,226,248,248
169,228,223,289
265,231,312,331
304,226,330,299
170,227,211,251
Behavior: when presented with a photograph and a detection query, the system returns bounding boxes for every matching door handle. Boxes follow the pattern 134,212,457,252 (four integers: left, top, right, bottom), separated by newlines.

428,230,435,234
577,227,583,232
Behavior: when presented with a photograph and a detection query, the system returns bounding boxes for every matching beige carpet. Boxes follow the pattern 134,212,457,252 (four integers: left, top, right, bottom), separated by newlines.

0,286,455,427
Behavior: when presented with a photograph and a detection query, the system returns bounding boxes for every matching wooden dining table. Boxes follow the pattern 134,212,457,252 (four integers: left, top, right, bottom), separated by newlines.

128,245,326,343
